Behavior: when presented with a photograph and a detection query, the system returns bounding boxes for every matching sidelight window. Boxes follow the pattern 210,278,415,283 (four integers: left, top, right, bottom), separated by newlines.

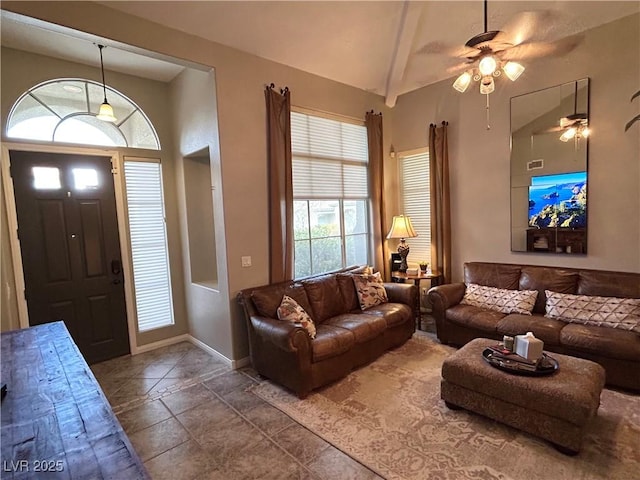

124,158,174,332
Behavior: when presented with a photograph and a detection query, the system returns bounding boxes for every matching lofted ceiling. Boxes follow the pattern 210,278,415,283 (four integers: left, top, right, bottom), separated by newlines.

2,1,639,106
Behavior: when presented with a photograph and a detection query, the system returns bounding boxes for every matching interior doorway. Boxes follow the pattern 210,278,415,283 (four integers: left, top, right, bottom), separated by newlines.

10,150,130,363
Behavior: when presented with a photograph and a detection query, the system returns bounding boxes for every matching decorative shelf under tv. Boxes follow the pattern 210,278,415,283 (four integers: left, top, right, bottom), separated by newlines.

526,228,586,254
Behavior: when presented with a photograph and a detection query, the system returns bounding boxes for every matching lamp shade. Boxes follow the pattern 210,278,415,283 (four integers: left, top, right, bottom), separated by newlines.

386,215,417,239
453,71,472,93
97,101,117,123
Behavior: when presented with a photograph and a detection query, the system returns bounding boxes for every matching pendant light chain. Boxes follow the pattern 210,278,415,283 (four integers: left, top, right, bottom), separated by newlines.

99,45,108,102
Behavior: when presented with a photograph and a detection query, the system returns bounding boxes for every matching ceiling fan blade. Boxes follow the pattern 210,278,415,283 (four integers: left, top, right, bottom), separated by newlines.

498,10,554,46
534,126,564,135
446,61,473,75
501,34,584,61
415,41,478,59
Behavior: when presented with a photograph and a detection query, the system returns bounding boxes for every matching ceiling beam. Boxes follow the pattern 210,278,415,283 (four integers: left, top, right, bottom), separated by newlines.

384,1,424,108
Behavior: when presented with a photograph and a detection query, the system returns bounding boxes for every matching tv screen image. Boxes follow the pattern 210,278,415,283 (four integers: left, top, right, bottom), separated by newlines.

528,171,587,228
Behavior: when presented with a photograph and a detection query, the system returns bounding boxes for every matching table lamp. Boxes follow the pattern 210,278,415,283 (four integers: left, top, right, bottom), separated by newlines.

386,215,417,273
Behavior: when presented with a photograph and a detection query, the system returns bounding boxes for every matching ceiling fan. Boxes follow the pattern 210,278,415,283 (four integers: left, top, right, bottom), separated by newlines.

420,0,583,96
536,82,590,142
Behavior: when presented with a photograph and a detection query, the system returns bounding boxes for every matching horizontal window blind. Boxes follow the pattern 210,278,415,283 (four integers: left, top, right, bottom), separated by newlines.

291,111,368,200
124,160,174,332
399,151,431,264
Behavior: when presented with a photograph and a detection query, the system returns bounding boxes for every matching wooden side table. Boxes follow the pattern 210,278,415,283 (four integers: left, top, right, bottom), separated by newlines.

391,271,443,288
391,271,443,330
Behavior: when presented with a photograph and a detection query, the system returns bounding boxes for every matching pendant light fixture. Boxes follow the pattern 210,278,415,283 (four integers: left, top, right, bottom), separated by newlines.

96,44,117,123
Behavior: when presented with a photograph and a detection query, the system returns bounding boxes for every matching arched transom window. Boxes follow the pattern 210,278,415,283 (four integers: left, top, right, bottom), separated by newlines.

7,78,160,150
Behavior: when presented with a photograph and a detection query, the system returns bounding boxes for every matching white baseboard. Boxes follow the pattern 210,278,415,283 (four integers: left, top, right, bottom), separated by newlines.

133,333,250,370
133,334,191,354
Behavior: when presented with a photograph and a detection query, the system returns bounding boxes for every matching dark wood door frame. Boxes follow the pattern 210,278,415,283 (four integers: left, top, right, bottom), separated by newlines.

1,143,136,357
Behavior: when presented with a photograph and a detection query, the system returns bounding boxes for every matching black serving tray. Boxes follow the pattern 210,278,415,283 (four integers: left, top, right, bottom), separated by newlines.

482,348,559,376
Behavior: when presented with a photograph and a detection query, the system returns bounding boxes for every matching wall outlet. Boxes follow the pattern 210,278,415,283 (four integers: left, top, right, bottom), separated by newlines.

241,256,252,267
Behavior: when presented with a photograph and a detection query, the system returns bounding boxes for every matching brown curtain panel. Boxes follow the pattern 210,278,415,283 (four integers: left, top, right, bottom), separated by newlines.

366,111,387,279
429,121,452,283
265,84,293,283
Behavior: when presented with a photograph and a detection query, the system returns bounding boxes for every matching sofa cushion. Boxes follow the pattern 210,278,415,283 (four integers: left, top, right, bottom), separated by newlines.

364,303,412,328
559,323,640,362
302,275,347,323
352,273,388,310
325,313,387,343
464,263,522,289
461,284,538,315
545,291,640,332
577,270,640,298
519,266,578,314
446,304,505,332
311,324,356,362
336,266,373,312
496,314,565,346
277,295,317,339
252,283,315,320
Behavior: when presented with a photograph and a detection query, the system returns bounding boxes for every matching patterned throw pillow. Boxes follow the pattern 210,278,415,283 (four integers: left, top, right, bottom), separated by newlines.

461,283,538,315
276,295,316,339
352,273,388,310
545,290,640,331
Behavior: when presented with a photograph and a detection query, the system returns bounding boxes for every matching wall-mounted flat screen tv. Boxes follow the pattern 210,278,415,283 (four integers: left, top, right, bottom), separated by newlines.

528,171,587,228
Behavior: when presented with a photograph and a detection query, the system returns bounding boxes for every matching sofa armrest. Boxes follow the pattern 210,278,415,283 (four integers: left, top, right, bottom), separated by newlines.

249,315,311,353
384,283,419,318
428,283,466,344
428,283,466,310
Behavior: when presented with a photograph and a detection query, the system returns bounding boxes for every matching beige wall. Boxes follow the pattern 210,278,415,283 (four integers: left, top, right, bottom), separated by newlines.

391,13,640,280
0,47,190,345
169,68,234,359
6,3,635,363
1,2,390,361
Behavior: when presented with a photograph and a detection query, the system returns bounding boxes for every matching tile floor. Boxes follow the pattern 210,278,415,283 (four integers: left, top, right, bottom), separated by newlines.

91,341,383,479
91,316,437,479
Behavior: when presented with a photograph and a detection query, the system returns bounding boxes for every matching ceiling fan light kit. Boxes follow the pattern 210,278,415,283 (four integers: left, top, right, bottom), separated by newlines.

451,0,527,97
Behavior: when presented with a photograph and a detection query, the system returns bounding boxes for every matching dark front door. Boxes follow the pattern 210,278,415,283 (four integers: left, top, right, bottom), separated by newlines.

10,151,130,364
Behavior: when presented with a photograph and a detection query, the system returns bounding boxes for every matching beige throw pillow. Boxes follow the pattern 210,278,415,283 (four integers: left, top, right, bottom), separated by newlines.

545,290,640,332
352,273,388,310
276,295,317,339
461,283,538,315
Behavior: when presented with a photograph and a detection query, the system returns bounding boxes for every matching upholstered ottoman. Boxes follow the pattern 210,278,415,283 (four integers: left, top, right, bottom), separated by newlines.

441,338,605,454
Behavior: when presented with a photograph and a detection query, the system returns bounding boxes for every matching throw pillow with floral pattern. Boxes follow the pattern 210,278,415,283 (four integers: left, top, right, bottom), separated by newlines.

352,273,388,310
277,295,316,338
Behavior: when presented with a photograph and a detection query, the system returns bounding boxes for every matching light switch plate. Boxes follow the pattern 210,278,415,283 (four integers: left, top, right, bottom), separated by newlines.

241,256,252,267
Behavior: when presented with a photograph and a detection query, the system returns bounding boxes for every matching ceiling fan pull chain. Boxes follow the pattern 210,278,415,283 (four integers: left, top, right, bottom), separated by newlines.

486,94,491,130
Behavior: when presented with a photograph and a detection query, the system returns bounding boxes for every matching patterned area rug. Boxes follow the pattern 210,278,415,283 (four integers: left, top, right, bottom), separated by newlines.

251,333,640,480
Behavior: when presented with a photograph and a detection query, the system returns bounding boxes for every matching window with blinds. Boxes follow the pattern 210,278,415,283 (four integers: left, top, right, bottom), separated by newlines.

399,150,431,265
291,110,370,278
124,159,175,332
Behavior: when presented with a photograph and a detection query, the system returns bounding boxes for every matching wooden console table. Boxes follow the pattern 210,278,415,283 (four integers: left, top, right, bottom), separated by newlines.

1,322,149,479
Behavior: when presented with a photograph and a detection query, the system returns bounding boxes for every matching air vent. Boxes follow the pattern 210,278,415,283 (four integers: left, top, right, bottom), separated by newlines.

527,159,544,170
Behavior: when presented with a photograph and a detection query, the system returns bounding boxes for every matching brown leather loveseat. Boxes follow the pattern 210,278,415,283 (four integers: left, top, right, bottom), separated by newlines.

238,266,417,397
428,262,640,391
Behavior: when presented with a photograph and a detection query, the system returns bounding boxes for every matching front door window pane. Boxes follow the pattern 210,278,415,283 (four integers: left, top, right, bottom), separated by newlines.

32,166,61,190
72,168,99,190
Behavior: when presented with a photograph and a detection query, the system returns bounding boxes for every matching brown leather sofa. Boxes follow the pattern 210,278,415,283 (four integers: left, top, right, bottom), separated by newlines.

238,266,417,398
428,262,640,391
